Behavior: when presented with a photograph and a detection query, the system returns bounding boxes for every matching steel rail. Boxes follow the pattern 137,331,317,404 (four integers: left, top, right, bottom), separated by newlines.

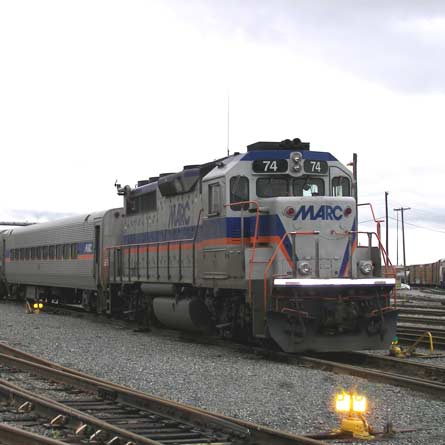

298,351,445,400
0,353,248,442
310,351,445,383
0,423,67,445
398,316,445,326
0,377,163,445
0,343,327,445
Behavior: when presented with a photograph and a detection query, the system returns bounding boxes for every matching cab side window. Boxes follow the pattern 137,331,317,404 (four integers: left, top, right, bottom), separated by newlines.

230,176,249,210
332,177,351,196
208,183,221,216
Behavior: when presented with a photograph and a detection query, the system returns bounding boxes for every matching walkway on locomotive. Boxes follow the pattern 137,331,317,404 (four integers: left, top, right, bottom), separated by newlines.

116,143,362,286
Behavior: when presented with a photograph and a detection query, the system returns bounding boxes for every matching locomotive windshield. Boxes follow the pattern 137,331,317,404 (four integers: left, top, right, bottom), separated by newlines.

255,175,350,198
256,176,326,197
256,177,289,197
293,177,324,196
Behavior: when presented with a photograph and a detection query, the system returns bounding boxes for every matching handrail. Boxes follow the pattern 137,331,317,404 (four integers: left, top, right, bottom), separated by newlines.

263,231,320,313
357,202,384,240
349,230,397,306
108,238,195,250
224,200,260,305
357,202,384,223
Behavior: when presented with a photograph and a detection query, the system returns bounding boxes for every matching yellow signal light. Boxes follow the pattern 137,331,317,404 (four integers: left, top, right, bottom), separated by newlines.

33,303,38,309
335,391,367,414
352,394,367,413
38,303,43,309
335,392,351,412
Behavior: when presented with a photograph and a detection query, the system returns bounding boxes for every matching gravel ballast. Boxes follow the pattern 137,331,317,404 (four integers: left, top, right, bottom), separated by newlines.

1,300,445,445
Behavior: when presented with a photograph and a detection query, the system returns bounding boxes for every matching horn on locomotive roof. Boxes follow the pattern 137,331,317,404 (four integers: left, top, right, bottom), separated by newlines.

247,138,310,152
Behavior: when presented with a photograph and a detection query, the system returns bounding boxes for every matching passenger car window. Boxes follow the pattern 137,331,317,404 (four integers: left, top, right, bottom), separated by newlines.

332,177,351,196
257,177,289,197
230,176,249,210
293,177,325,196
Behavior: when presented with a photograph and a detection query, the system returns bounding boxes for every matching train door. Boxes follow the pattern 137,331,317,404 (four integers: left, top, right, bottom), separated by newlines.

94,225,101,284
1,238,5,278
198,179,231,281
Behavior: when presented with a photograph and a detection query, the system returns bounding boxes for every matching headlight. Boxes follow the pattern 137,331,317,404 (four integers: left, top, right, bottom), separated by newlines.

359,261,373,275
298,261,312,275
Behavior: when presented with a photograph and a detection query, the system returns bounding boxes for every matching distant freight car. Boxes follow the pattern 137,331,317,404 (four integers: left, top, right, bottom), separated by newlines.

407,259,445,287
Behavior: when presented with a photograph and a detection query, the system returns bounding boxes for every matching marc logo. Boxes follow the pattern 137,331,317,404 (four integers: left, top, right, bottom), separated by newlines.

168,201,191,227
293,205,343,221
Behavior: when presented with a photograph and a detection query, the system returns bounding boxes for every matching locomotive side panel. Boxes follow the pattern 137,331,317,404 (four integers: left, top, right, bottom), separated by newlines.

113,179,201,285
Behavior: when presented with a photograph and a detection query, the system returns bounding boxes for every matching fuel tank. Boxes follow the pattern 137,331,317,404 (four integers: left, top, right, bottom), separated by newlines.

152,297,210,332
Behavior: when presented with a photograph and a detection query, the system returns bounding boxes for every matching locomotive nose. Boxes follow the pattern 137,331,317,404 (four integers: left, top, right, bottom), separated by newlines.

275,197,356,231
267,197,356,279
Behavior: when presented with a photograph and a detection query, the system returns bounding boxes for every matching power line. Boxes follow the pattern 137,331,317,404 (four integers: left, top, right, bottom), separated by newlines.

388,216,445,234
360,216,445,234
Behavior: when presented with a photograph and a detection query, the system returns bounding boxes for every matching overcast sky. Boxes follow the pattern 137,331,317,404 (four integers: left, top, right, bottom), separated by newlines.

1,0,444,265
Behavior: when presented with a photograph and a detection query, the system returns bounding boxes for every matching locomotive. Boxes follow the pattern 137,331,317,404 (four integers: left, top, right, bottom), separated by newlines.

0,138,398,352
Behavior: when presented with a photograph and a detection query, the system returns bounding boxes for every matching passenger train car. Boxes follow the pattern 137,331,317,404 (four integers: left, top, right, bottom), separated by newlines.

0,138,398,352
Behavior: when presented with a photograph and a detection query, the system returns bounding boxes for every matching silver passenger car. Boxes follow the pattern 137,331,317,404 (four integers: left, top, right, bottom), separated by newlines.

1,209,123,310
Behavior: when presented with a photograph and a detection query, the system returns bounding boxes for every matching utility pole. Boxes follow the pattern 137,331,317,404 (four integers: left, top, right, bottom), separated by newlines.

395,211,399,265
394,207,411,282
385,192,389,257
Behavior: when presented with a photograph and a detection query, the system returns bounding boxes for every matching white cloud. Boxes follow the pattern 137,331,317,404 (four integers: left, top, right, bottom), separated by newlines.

0,0,444,264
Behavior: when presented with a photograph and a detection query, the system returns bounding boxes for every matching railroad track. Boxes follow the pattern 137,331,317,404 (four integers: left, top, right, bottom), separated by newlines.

180,340,445,402
0,343,326,445
396,327,445,348
297,351,445,403
392,292,445,349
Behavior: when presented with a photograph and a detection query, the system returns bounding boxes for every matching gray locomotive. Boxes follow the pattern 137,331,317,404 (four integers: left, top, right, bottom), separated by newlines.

0,139,398,352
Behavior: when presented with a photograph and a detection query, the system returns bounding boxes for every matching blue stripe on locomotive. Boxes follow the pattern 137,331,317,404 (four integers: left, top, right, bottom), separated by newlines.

123,215,292,257
338,217,357,277
241,150,337,161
